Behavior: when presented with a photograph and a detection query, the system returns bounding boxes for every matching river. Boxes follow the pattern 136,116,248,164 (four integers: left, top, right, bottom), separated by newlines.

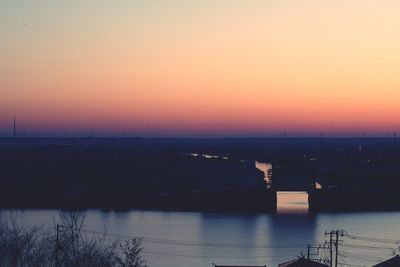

5,204,400,267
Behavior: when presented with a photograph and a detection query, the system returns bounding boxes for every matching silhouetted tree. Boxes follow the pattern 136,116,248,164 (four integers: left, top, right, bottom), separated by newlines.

117,238,147,267
0,211,146,267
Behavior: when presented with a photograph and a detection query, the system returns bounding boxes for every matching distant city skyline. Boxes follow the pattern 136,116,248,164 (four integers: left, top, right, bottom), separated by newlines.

2,1,400,136
1,116,399,138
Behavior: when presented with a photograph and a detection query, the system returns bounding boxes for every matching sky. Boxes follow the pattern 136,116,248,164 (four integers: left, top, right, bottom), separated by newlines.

1,0,400,137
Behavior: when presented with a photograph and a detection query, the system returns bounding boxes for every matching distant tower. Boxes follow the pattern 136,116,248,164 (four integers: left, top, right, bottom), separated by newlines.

13,116,16,138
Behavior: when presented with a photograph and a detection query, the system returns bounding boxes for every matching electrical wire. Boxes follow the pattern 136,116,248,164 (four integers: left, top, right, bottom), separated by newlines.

341,243,396,251
142,251,295,259
338,250,385,262
80,228,306,249
49,226,400,263
342,233,400,245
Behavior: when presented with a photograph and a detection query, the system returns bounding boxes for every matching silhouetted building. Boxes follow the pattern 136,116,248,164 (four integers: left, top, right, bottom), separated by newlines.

372,255,400,267
278,258,328,267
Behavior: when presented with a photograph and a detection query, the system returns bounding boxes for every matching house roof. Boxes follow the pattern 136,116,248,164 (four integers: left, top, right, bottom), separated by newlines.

278,258,329,267
372,255,400,267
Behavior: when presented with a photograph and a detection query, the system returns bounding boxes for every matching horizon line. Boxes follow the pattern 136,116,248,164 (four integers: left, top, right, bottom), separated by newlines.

0,135,398,140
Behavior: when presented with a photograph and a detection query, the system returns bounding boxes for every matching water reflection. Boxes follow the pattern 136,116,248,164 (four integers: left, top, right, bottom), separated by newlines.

277,192,309,214
198,213,265,266
187,153,229,160
268,212,317,263
255,161,272,188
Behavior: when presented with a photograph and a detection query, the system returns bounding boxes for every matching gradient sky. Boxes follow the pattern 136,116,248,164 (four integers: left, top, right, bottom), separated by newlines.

1,1,400,137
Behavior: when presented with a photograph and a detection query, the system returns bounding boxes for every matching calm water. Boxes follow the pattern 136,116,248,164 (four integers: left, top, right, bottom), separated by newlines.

6,206,400,267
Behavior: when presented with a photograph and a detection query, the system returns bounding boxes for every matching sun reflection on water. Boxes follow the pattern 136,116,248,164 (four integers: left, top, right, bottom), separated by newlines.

277,191,309,214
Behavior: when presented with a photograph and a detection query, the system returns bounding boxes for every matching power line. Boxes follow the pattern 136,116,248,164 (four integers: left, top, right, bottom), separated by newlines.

342,233,400,245
80,228,305,249
49,227,297,261
341,243,396,251
51,226,400,264
338,254,366,267
338,250,385,262
325,230,343,267
142,251,294,259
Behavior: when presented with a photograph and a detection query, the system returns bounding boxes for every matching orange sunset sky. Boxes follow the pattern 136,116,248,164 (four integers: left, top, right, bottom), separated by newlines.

1,1,400,137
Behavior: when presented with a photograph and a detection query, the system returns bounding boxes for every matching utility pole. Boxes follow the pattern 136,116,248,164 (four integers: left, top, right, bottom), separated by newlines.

306,244,329,262
325,230,341,267
329,231,333,267
335,230,339,267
